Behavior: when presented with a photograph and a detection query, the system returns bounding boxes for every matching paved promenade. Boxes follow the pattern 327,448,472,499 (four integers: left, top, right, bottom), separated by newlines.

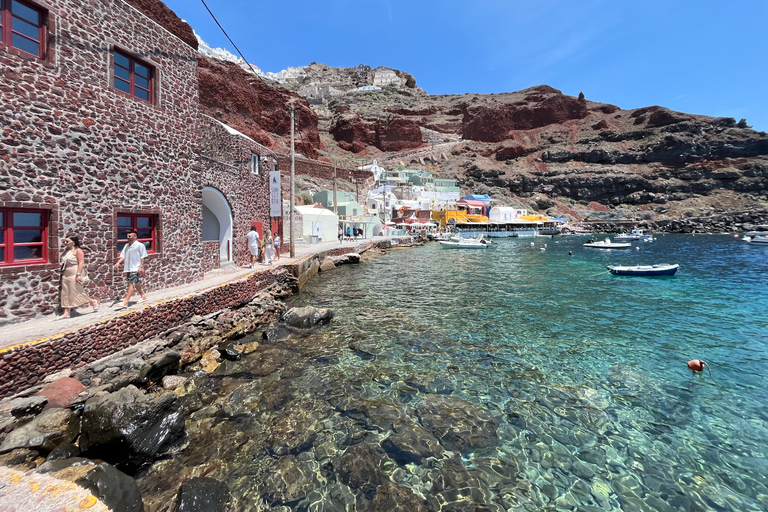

0,239,369,353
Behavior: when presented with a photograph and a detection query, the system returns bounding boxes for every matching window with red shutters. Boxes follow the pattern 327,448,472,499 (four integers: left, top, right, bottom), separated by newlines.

117,214,157,253
0,0,47,58
0,208,48,266
113,49,154,103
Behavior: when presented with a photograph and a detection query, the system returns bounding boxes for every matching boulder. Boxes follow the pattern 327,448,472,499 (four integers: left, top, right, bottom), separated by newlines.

319,258,337,271
0,408,79,454
161,375,189,390
76,462,145,512
9,396,48,417
335,443,391,498
381,424,445,465
38,377,86,409
173,477,230,512
80,385,185,472
142,351,182,384
283,306,334,329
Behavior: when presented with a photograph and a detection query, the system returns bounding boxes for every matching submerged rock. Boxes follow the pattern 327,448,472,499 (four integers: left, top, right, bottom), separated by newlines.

284,306,334,329
370,482,431,512
381,423,445,465
173,477,230,512
260,455,315,506
76,462,146,512
416,394,499,453
80,385,185,472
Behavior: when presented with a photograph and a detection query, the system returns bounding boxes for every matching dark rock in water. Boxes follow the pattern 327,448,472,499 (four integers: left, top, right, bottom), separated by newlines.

283,306,334,329
173,477,230,512
404,374,454,395
142,351,182,384
80,385,185,472
46,441,80,461
0,408,80,454
381,424,445,465
266,402,328,456
218,340,242,361
77,462,145,512
0,447,40,469
36,456,94,474
428,456,490,508
416,394,499,453
260,455,315,506
262,324,291,343
9,396,48,417
336,443,392,499
370,482,431,512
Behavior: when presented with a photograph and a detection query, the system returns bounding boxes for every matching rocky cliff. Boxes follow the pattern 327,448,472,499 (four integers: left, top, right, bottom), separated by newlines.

146,1,767,228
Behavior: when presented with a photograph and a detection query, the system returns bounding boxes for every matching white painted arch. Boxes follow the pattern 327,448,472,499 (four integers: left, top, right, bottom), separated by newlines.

202,186,233,264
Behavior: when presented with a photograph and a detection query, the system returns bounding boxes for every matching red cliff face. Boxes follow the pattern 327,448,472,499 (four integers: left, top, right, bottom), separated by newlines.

125,0,197,49
197,57,322,158
330,114,424,153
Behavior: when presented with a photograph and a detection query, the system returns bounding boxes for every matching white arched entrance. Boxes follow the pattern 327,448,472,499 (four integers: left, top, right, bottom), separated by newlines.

202,187,233,267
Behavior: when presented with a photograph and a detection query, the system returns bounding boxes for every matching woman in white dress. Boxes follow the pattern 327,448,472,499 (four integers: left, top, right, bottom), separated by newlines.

58,235,98,319
263,230,274,265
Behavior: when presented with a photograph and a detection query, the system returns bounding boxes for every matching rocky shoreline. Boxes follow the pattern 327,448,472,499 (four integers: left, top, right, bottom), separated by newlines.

0,250,375,511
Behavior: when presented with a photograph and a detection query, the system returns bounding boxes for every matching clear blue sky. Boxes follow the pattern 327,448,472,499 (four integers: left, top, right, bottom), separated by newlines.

160,0,768,132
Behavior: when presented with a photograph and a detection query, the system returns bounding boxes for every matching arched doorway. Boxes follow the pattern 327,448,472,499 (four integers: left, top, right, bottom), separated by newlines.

202,187,233,268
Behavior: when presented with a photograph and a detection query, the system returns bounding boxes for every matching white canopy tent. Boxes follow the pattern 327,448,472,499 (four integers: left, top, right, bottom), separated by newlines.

293,205,339,243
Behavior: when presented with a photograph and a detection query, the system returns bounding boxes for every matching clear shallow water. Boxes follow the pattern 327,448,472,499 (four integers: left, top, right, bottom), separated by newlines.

140,234,768,511
285,235,768,510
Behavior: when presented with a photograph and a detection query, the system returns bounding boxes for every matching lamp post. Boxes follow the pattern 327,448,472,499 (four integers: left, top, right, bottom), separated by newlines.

289,103,295,258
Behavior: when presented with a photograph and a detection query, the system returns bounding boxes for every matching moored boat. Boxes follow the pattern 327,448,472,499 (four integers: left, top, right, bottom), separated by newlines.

614,229,654,242
439,234,491,248
583,237,632,249
743,235,768,245
607,263,679,276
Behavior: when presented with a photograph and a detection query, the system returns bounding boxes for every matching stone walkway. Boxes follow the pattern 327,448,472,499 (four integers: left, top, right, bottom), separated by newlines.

0,239,370,353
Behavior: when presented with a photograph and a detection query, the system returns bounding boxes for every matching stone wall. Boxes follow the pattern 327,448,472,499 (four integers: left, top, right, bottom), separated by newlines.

0,0,202,324
197,116,276,267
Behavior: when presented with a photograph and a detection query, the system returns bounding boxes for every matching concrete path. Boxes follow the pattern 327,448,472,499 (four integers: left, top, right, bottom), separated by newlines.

0,466,111,511
0,239,370,353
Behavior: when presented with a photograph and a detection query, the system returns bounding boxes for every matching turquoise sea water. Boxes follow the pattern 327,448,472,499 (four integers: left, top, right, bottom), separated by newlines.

284,234,768,510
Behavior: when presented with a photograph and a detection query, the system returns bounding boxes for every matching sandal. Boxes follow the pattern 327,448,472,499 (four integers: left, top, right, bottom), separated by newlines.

92,301,100,312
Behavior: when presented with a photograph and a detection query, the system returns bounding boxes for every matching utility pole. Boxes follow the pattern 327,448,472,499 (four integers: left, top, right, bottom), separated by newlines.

289,103,295,258
332,158,337,215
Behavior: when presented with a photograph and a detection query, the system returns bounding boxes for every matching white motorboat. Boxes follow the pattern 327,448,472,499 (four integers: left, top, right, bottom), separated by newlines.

440,234,490,249
743,235,768,245
613,229,654,242
583,237,632,249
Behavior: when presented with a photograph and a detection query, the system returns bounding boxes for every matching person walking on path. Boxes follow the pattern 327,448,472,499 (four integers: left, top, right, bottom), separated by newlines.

338,226,343,244
263,230,274,265
273,233,281,261
246,226,260,268
57,235,98,319
113,229,148,309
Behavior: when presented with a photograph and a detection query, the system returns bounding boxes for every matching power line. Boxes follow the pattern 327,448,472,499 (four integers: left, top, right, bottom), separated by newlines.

199,0,270,87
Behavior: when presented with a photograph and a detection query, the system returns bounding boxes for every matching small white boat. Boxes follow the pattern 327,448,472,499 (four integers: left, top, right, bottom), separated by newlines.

583,237,632,249
743,235,768,245
440,234,490,249
607,263,679,276
614,229,654,242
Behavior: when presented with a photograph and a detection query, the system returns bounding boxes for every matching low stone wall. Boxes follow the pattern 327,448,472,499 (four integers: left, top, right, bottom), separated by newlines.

0,244,367,398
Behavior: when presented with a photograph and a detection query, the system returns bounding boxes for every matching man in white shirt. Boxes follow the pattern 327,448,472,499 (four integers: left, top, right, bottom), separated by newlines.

246,226,260,268
113,229,148,308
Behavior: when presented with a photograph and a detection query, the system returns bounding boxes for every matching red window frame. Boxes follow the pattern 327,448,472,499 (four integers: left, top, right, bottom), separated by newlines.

0,207,48,266
113,49,154,103
117,214,157,254
0,0,46,58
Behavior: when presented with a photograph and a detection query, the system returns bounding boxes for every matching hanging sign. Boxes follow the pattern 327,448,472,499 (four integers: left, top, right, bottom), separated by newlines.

269,170,282,217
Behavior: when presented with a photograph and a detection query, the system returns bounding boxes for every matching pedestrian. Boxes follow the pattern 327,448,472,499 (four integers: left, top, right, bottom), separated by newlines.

246,226,260,268
57,235,99,319
353,226,358,239
338,226,343,244
346,226,351,241
273,233,281,261
263,230,274,265
113,229,148,309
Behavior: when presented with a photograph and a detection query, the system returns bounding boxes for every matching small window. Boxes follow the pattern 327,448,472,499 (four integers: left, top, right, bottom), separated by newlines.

0,207,48,266
113,49,154,103
0,0,46,58
117,213,157,253
251,154,259,175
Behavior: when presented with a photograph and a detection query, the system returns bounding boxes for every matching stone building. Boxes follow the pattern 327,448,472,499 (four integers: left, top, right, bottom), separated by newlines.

0,0,277,324
373,68,400,87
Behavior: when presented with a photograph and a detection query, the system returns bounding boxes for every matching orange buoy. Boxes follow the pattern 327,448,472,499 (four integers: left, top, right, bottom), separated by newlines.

688,359,705,371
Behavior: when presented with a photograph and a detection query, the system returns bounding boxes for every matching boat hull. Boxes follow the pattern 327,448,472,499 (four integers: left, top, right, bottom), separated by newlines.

583,242,632,248
744,236,768,245
607,264,679,276
439,241,488,248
